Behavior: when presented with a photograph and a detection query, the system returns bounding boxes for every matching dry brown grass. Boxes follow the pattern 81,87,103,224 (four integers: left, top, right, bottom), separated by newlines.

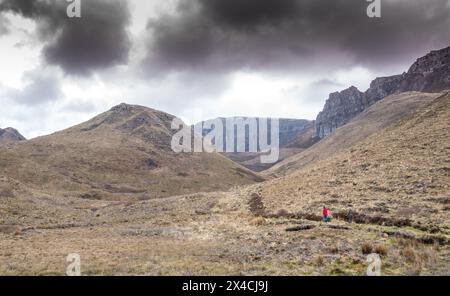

0,187,448,275
398,238,418,248
0,104,262,201
399,239,440,275
374,245,388,256
256,92,450,231
314,255,324,266
0,94,449,275
250,217,266,226
328,244,339,254
266,92,442,177
401,246,417,262
0,187,14,198
361,243,373,255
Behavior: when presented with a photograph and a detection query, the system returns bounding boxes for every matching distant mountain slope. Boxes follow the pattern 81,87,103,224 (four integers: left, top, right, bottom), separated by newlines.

253,91,450,230
0,103,263,200
0,127,25,144
266,92,443,177
315,46,450,138
196,117,312,171
224,122,320,172
284,122,320,149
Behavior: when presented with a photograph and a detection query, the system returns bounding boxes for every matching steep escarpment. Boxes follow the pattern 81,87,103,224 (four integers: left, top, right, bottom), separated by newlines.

315,46,450,138
315,86,366,138
267,92,443,177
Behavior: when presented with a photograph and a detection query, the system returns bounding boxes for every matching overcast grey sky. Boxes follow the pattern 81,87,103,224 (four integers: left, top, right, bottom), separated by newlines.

0,0,449,138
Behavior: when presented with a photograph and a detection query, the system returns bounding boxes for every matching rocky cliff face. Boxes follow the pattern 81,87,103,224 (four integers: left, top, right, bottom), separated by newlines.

0,127,26,143
315,46,450,138
315,86,365,138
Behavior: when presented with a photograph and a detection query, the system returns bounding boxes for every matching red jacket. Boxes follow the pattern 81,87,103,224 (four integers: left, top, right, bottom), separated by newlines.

323,208,328,216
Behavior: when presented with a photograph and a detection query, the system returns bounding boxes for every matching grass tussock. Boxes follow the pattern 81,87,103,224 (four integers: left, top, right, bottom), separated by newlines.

314,255,324,266
374,245,388,256
328,244,339,254
250,217,266,226
399,238,439,275
361,243,373,255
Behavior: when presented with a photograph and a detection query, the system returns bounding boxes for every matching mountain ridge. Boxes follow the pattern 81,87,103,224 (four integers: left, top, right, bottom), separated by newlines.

0,103,263,200
266,91,444,177
315,46,450,138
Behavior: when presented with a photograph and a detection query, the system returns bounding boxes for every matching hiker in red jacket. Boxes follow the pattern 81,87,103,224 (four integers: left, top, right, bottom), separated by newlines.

322,206,329,222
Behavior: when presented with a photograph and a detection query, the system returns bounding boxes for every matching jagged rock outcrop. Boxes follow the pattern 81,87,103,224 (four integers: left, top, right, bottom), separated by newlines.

315,46,450,138
315,86,365,138
0,127,26,143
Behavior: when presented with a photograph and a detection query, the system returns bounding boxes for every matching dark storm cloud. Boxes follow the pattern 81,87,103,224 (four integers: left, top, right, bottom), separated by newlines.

144,0,450,75
0,0,132,75
197,0,300,28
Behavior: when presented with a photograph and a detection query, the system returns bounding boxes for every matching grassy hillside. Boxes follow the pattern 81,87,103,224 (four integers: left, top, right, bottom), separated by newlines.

266,92,443,177
0,94,448,276
0,103,263,201
255,91,450,232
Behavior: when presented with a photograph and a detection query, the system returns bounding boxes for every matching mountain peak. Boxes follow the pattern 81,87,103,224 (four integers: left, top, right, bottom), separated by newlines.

71,103,178,141
110,102,135,113
108,103,172,118
0,127,26,143
408,46,450,74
